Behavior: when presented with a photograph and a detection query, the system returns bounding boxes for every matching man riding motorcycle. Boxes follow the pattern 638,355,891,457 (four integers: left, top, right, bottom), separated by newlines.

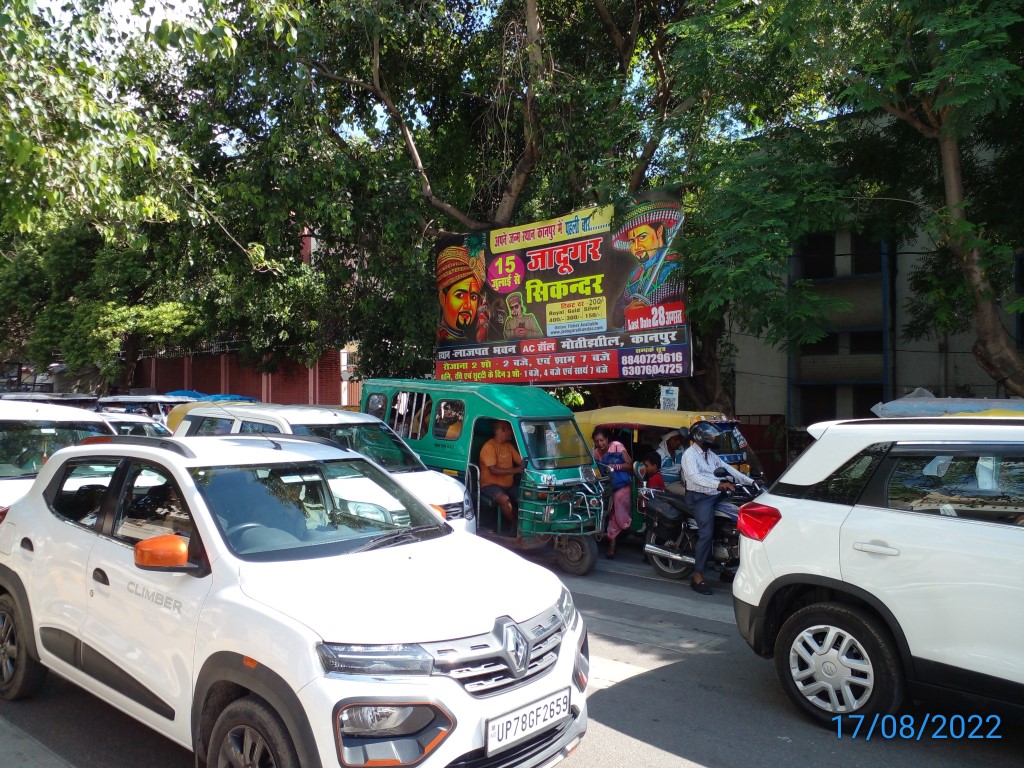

681,421,755,596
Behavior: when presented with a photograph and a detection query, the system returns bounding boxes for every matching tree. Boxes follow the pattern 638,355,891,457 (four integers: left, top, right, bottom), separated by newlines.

776,0,1024,392
158,0,848,404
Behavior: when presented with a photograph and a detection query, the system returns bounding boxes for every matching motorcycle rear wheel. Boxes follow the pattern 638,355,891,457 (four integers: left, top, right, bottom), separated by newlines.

645,529,695,580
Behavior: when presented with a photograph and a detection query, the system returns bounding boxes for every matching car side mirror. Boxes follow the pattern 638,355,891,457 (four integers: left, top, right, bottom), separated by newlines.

135,534,205,574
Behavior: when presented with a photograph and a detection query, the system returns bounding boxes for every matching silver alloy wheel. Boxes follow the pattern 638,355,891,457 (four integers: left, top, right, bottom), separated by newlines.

216,724,278,768
786,623,874,713
0,610,16,684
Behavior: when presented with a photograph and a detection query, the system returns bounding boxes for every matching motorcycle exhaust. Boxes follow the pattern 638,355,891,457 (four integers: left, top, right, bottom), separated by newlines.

644,543,695,564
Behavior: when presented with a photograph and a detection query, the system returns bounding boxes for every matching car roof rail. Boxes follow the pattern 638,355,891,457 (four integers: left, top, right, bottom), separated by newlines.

225,434,348,451
80,435,197,458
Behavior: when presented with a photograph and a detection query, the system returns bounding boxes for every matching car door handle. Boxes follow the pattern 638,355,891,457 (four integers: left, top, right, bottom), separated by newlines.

853,542,900,556
92,569,109,586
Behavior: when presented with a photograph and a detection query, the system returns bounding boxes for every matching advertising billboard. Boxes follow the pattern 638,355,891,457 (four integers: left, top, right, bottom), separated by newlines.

434,197,692,385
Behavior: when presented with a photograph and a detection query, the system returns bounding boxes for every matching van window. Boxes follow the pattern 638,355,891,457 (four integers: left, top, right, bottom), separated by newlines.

389,392,434,440
194,417,234,436
365,393,387,420
240,421,282,434
434,400,465,440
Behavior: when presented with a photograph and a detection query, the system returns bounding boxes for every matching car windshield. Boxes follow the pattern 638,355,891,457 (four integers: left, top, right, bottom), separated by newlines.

0,420,111,478
192,457,447,560
519,419,592,469
290,423,425,472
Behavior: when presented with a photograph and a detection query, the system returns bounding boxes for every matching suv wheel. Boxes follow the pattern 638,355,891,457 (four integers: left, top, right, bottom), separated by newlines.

0,593,48,701
774,603,903,725
209,696,299,768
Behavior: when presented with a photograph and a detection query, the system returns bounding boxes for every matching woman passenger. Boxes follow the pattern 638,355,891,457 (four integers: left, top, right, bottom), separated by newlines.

591,426,632,559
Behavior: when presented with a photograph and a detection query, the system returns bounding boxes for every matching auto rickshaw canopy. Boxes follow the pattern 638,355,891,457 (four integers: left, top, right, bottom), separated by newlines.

573,406,729,438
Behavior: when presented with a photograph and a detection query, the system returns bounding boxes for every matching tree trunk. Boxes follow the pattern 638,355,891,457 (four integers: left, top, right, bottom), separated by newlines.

939,134,1024,395
118,333,141,394
678,317,733,414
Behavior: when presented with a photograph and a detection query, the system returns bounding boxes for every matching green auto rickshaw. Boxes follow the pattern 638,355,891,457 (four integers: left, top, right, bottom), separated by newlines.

361,379,606,575
574,405,764,535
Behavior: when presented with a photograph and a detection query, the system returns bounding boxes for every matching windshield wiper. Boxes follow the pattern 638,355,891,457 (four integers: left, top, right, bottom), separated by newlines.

353,525,444,553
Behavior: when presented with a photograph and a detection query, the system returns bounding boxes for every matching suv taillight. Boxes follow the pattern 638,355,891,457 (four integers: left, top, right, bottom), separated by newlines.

0,506,8,525
737,501,781,541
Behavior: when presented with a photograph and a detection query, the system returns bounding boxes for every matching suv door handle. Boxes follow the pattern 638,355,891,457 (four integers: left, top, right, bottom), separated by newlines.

853,542,900,556
92,568,109,585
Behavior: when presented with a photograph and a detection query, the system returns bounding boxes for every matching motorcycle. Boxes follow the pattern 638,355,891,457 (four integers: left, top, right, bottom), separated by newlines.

640,468,766,582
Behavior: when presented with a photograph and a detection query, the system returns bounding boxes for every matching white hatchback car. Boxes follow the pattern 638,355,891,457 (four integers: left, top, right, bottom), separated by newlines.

0,401,114,507
174,404,476,533
0,434,589,767
733,418,1024,724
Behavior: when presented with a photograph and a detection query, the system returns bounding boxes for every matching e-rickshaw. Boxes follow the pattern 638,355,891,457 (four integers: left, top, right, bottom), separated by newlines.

361,379,606,575
574,405,763,534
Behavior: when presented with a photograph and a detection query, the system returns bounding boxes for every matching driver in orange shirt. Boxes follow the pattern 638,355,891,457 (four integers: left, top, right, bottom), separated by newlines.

479,420,524,527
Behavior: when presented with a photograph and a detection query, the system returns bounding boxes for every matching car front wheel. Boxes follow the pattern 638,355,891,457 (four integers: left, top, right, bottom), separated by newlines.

774,602,903,726
0,593,48,701
209,696,300,768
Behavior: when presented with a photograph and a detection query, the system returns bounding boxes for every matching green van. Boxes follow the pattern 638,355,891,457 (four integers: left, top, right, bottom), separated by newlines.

361,379,605,575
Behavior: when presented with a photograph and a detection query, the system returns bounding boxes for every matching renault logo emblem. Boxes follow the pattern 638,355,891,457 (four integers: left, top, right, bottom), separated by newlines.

503,623,531,678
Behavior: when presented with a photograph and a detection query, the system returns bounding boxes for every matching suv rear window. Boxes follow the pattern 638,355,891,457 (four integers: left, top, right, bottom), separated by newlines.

774,442,891,505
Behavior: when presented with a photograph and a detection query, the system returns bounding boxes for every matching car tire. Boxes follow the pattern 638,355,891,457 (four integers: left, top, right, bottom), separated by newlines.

0,593,48,701
209,696,300,768
774,602,903,726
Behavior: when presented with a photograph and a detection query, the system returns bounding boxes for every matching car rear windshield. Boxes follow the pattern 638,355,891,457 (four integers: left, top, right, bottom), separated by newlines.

191,457,447,560
0,420,111,478
290,422,426,472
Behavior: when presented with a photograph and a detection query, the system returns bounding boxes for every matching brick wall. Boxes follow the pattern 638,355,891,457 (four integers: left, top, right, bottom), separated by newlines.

135,351,343,405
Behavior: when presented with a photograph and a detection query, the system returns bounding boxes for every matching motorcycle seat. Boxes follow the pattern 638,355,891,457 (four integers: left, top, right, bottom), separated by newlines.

646,492,690,522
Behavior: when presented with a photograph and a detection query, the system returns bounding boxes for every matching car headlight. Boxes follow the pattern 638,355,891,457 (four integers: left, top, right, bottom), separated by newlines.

462,488,475,519
317,643,433,675
557,586,577,628
335,700,454,767
339,704,437,737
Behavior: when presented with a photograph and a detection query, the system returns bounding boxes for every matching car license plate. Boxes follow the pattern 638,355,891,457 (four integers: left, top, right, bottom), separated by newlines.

486,687,571,755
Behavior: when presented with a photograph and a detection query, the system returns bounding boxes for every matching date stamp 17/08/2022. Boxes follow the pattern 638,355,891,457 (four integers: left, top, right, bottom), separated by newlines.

833,714,1002,740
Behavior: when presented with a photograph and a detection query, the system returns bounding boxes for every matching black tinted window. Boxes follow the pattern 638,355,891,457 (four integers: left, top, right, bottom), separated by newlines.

775,443,890,505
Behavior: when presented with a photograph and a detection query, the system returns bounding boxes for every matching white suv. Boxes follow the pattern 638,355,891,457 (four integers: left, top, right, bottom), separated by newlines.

174,404,476,533
733,418,1024,724
0,400,114,507
0,434,588,767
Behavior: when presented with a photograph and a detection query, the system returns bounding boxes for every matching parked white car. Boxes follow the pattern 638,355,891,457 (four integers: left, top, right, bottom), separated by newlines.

100,411,173,438
0,434,588,767
173,403,476,533
733,417,1024,724
0,401,114,507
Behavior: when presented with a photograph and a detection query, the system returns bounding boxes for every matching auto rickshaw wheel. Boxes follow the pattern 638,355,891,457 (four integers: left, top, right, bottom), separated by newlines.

555,535,598,576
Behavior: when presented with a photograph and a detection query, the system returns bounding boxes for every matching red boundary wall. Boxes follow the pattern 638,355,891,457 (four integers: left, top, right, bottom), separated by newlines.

135,350,347,406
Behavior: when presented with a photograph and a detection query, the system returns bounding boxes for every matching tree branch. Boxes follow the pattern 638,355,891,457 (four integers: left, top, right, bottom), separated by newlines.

295,54,489,232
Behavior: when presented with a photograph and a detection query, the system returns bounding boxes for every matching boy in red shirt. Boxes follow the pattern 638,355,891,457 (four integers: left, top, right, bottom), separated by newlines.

639,452,666,490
